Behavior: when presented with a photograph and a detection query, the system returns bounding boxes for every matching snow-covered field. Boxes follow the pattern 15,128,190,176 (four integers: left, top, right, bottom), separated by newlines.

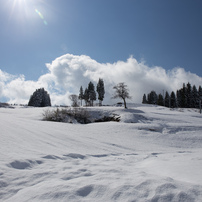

0,104,202,201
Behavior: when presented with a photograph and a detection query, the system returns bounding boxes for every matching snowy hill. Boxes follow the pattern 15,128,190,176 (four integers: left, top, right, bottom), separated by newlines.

0,104,202,201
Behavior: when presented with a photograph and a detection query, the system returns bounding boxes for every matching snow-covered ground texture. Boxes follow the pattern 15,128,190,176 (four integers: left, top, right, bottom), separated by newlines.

0,104,202,202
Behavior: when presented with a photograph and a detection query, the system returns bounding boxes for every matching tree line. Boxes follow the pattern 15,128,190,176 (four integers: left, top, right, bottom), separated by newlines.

27,80,133,109
142,82,202,109
70,81,132,108
70,78,105,107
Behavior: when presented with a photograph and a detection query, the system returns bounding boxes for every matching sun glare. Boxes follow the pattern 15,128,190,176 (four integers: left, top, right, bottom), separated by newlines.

11,0,28,9
8,0,33,21
8,0,48,25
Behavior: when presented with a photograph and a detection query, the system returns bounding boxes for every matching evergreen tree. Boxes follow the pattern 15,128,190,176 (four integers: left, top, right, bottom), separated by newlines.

78,86,84,106
176,90,181,107
88,82,96,106
181,83,187,108
147,93,151,104
192,85,198,108
83,88,89,106
142,94,147,104
198,86,202,110
170,91,176,108
96,78,105,106
152,91,158,104
28,88,51,107
164,91,170,108
147,91,157,104
186,82,192,108
157,94,164,106
176,84,187,108
198,86,202,100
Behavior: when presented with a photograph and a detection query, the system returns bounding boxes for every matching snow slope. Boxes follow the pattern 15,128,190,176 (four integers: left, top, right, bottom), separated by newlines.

0,104,202,201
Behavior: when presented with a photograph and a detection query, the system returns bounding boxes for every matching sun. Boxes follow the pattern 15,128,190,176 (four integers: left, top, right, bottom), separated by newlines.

10,0,47,10
11,0,29,9
13,0,26,3
8,0,32,20
7,0,48,25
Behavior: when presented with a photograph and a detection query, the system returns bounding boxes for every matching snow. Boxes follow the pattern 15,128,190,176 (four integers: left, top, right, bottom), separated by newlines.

0,104,202,201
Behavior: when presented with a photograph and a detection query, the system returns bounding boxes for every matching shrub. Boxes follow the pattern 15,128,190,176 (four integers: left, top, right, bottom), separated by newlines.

43,107,90,124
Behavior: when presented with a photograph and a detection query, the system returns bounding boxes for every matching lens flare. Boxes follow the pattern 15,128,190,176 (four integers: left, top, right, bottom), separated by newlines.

35,9,48,25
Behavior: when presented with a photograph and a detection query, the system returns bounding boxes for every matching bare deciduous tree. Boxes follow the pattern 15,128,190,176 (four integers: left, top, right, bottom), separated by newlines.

112,82,132,109
69,94,79,107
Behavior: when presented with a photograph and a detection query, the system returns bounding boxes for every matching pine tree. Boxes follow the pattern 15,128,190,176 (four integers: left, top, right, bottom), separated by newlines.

176,90,181,107
147,91,157,104
142,94,147,104
186,82,192,108
157,94,164,106
170,91,176,108
83,88,89,106
28,88,51,107
96,78,105,106
192,85,198,108
165,91,170,108
88,82,96,106
147,93,151,104
151,91,158,104
181,83,187,108
78,86,84,106
198,86,202,110
198,86,202,100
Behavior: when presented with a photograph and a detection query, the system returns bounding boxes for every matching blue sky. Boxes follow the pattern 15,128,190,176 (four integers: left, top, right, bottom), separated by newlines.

0,0,202,104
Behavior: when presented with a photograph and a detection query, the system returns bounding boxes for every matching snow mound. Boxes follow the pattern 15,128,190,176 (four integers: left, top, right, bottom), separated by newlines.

86,107,148,123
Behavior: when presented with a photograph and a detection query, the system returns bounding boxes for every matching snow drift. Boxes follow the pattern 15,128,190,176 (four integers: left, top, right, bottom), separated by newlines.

0,104,202,201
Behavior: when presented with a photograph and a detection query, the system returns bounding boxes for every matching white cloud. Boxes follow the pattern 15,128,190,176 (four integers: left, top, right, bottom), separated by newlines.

3,75,41,104
1,54,202,105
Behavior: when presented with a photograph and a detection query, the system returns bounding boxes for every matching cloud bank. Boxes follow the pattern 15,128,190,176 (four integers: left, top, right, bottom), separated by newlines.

1,54,202,105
